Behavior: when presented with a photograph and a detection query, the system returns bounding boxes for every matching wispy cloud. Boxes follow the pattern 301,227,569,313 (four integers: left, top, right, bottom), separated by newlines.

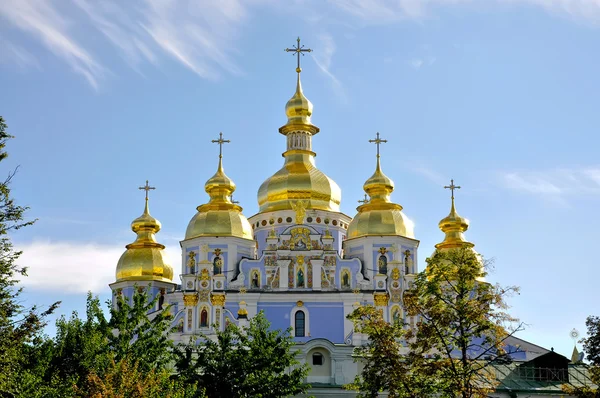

0,0,106,89
329,0,600,24
72,0,158,73
499,167,600,202
140,0,245,79
405,162,448,185
17,240,181,293
408,56,436,70
0,0,249,87
0,37,39,69
311,33,346,101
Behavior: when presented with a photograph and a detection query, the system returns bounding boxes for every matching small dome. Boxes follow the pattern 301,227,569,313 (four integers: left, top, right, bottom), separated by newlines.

284,74,313,126
435,197,474,250
185,156,253,240
186,208,253,240
347,206,414,239
115,199,173,283
347,156,414,239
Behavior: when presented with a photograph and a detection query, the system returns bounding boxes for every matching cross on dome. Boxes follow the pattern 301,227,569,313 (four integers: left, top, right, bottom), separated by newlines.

285,37,312,74
444,179,461,200
358,193,369,204
211,132,230,158
138,180,155,200
368,132,388,158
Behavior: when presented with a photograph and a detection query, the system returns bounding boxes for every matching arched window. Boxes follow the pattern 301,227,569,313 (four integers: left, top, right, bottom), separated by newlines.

297,268,305,288
341,270,350,288
158,294,165,310
251,271,260,289
295,310,305,337
200,308,208,327
378,255,388,274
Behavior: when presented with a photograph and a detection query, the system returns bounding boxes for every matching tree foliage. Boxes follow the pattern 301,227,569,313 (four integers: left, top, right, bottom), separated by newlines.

108,287,176,373
0,116,60,397
562,316,600,397
17,288,186,397
583,316,600,366
349,248,521,398
347,305,438,398
176,311,309,398
81,357,198,398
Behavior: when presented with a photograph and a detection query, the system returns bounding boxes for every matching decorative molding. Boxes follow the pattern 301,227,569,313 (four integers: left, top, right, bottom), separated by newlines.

211,293,226,307
183,293,199,307
373,292,389,307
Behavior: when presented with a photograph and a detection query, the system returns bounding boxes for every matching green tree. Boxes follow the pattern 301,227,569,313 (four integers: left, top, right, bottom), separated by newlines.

562,316,600,397
108,286,176,373
347,305,438,398
583,316,600,365
34,293,112,395
0,116,60,397
404,248,521,398
176,311,309,398
349,248,521,398
81,357,199,398
34,288,180,396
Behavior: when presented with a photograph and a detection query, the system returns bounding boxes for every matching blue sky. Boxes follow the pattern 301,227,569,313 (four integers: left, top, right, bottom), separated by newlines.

1,0,599,357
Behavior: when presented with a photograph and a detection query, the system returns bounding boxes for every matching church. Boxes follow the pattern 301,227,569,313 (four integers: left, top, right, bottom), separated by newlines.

107,39,592,397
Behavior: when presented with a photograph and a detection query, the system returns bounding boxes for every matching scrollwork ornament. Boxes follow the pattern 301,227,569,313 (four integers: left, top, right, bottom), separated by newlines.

373,292,389,307
183,293,199,307
210,293,226,307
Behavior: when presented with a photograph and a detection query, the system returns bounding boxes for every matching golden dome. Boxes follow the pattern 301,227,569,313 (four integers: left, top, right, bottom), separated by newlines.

347,154,414,239
238,300,249,317
285,74,314,127
435,195,474,250
186,155,253,240
257,72,341,213
116,197,173,283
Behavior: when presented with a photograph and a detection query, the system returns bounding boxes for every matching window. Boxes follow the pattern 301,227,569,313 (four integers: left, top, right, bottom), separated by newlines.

312,352,324,366
295,311,305,337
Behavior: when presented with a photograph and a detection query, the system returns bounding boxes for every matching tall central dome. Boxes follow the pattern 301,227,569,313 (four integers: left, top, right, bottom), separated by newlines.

257,48,341,213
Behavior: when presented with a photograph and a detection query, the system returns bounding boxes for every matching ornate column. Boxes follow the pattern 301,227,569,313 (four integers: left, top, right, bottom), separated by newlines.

183,293,199,333
210,293,226,331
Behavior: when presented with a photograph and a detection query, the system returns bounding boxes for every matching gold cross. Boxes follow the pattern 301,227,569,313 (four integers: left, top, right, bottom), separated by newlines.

368,132,388,157
138,180,155,200
285,37,312,73
444,179,461,200
358,193,369,204
211,132,230,158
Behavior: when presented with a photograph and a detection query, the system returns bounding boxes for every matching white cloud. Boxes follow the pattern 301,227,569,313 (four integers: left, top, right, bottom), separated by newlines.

17,240,181,294
0,0,106,89
0,0,249,87
328,0,600,24
72,0,158,73
0,37,39,69
311,33,346,100
409,58,424,69
3,0,600,88
410,165,448,185
140,0,245,79
499,167,600,201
